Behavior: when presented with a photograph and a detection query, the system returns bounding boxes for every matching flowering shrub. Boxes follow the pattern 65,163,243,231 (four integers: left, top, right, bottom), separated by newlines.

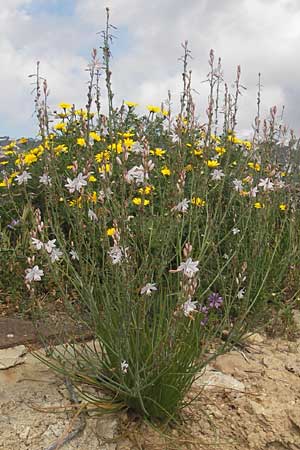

1,13,300,421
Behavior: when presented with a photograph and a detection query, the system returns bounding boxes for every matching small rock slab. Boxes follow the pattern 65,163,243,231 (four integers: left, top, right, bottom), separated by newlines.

195,370,245,394
0,345,27,369
244,332,265,345
285,357,300,376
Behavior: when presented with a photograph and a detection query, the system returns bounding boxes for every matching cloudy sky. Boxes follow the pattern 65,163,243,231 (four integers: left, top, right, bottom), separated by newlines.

2,0,300,138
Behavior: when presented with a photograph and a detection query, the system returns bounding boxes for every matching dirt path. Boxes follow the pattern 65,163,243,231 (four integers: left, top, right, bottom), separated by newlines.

0,333,300,449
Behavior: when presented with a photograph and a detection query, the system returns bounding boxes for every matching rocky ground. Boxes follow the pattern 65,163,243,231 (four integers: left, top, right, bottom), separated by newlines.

1,328,300,449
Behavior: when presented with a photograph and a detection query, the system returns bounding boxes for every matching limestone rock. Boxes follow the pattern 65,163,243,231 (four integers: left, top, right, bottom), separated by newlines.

0,345,27,369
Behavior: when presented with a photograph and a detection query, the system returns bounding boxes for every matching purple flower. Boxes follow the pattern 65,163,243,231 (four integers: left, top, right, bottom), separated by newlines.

208,292,223,309
7,219,20,230
199,305,209,326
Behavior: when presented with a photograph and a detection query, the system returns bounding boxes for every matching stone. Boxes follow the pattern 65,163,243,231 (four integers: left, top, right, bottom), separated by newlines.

213,351,252,376
195,370,245,394
244,332,265,344
285,357,300,376
292,309,300,329
0,345,27,370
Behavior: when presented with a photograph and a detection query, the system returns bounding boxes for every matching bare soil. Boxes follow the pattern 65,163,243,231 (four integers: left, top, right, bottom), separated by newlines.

1,331,300,450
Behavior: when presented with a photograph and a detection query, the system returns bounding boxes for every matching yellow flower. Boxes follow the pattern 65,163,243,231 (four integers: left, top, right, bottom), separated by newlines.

138,185,155,195
150,148,166,158
57,112,68,119
4,150,14,155
248,162,261,172
147,105,161,114
23,153,38,165
125,101,138,108
18,137,28,144
75,109,87,118
77,138,86,147
98,163,111,173
242,140,252,150
54,144,68,155
30,145,44,155
15,155,23,166
162,109,169,116
184,164,193,172
121,131,134,138
0,161,8,165
211,134,221,143
2,141,17,151
124,138,134,149
132,197,150,206
254,202,264,209
54,122,67,132
206,160,220,168
280,172,286,177
68,196,82,208
66,164,74,169
59,102,72,109
89,131,102,142
0,180,7,187
95,151,110,163
228,135,243,145
106,227,116,236
88,175,97,182
215,146,226,155
108,142,123,154
161,166,171,176
89,191,97,203
243,176,253,184
279,203,287,211
191,197,206,207
193,149,203,156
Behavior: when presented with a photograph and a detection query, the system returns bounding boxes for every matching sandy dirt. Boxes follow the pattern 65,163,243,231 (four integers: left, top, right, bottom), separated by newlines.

0,333,300,450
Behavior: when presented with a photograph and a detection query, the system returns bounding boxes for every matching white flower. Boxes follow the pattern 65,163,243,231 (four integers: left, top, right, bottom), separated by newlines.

121,360,129,373
31,237,44,250
88,209,98,222
237,288,246,299
275,179,285,189
15,171,32,185
140,283,157,296
49,248,63,262
131,142,146,155
70,249,79,261
172,198,190,213
65,172,88,193
182,298,198,317
25,265,44,282
233,179,243,192
258,177,274,191
232,227,240,235
171,257,199,278
249,186,259,198
39,174,52,186
108,245,128,265
125,165,145,185
44,239,57,254
211,169,225,181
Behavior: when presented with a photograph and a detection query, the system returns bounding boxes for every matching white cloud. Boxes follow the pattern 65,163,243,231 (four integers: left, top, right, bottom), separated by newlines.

1,0,300,138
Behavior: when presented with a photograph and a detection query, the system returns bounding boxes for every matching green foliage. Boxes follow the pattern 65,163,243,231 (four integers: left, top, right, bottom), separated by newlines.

0,11,300,421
